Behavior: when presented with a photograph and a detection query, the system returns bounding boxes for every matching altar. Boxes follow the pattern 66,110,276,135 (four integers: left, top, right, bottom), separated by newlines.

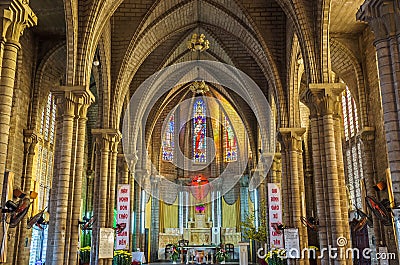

183,213,213,245
158,213,242,253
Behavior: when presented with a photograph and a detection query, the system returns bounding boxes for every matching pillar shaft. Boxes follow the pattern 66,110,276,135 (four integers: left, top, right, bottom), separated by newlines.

301,83,350,265
50,93,75,265
0,0,37,204
360,127,383,245
15,130,39,265
280,128,308,265
91,129,121,265
68,104,91,265
46,108,63,263
46,87,94,265
357,1,400,255
357,0,400,207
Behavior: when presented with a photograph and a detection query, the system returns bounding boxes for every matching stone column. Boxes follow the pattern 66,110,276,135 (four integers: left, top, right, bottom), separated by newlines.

68,94,94,265
357,0,400,206
91,129,121,265
49,91,76,265
127,153,138,251
135,169,148,252
360,127,383,245
118,154,130,185
271,153,282,184
0,1,36,203
46,87,94,265
106,133,121,229
150,176,160,262
279,128,308,265
301,83,350,265
46,99,63,262
15,130,40,265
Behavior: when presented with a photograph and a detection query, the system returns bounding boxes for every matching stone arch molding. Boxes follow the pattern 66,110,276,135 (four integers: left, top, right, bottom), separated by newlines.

330,38,368,126
113,0,286,129
32,43,67,131
122,61,275,205
161,27,235,68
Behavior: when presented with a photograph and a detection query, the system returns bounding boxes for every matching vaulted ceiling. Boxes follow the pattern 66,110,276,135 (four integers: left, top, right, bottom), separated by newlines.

30,0,367,127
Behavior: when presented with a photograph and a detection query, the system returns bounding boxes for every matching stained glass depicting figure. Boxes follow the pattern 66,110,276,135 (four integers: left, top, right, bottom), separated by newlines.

193,99,206,163
162,114,174,161
224,115,237,162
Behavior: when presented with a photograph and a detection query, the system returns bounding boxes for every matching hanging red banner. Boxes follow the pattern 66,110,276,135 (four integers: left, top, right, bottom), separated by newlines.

115,184,130,250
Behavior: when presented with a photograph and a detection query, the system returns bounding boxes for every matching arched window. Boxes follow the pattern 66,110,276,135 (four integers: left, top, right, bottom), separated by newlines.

342,87,363,210
193,99,207,163
223,115,237,162
162,114,175,161
29,93,56,265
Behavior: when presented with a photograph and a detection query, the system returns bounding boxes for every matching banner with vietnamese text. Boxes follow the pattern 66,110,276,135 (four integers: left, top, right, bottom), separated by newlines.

116,184,130,250
268,183,284,248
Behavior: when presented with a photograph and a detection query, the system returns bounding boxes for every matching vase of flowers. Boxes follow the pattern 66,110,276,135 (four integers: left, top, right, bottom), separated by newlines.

170,244,180,264
195,204,205,213
113,250,133,265
79,246,91,265
215,245,228,264
265,249,287,265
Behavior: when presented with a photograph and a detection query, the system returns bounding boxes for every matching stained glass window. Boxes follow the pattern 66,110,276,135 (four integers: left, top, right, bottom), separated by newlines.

342,87,363,210
162,114,174,161
223,115,237,162
29,93,56,265
193,99,207,163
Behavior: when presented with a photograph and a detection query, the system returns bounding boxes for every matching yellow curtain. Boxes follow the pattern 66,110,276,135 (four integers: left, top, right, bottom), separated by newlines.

222,197,240,230
159,201,179,232
145,197,152,229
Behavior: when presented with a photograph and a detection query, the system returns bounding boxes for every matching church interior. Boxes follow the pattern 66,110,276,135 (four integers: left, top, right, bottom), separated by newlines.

0,0,399,265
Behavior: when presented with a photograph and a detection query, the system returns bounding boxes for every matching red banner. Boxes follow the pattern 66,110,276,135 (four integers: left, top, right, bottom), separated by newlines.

116,184,130,250
268,183,284,248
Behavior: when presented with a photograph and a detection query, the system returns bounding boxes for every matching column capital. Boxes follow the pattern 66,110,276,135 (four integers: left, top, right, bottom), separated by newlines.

92,128,122,142
23,129,40,144
357,0,400,42
23,129,40,153
360,126,375,142
279,128,306,152
0,0,37,43
273,152,282,162
52,86,95,117
92,129,121,153
300,83,346,117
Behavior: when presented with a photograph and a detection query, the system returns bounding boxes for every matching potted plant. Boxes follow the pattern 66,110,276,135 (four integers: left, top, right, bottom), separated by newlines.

265,249,286,265
241,199,286,265
215,245,228,264
170,244,180,264
113,250,133,265
79,246,91,265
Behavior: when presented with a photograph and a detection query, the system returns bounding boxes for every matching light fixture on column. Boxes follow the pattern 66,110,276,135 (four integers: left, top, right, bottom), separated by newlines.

93,49,100,67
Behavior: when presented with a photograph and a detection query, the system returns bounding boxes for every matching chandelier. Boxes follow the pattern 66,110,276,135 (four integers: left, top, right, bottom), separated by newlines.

187,33,209,52
189,80,209,94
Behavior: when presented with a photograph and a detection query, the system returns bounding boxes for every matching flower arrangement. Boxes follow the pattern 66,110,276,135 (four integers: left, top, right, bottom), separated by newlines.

241,199,268,243
265,249,286,265
195,204,205,213
113,250,133,265
170,243,180,262
215,245,229,262
79,246,91,264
